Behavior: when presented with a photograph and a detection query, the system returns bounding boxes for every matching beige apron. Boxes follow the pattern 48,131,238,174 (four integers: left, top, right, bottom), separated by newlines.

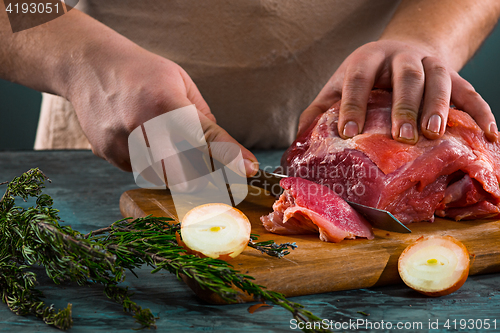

35,0,401,150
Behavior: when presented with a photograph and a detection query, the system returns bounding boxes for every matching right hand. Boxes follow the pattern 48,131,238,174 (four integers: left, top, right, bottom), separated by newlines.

65,40,259,177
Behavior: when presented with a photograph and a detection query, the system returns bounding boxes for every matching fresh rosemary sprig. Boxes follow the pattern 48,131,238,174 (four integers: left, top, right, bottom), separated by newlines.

0,168,330,332
249,233,298,258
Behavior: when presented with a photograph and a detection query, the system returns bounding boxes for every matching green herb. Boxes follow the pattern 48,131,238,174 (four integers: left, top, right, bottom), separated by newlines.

0,168,330,332
249,234,298,258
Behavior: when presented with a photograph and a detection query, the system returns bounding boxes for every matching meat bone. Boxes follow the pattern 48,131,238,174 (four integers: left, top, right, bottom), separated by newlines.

247,169,411,233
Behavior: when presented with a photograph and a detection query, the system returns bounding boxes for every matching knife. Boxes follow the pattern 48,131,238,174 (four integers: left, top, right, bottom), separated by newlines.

247,169,411,233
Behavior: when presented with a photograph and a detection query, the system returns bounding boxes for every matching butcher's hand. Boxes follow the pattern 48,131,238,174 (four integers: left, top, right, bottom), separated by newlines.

67,44,258,177
299,0,500,144
298,40,497,144
0,7,258,178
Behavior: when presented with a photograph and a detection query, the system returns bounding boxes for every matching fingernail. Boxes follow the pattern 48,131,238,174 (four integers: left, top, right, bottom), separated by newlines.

399,123,415,140
489,122,498,142
426,115,442,134
238,159,258,176
489,122,498,135
343,121,359,138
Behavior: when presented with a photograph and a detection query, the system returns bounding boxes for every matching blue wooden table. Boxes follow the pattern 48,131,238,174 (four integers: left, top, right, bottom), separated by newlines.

0,151,499,333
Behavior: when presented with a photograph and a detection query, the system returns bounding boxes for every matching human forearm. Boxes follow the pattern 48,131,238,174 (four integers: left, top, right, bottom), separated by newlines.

0,4,259,174
0,4,137,98
299,0,499,146
379,0,500,71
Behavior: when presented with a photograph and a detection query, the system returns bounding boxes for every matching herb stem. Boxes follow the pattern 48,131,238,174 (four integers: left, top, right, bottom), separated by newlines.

0,168,329,332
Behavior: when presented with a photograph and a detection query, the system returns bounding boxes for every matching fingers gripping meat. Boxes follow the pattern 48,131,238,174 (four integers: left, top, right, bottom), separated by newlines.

281,90,500,224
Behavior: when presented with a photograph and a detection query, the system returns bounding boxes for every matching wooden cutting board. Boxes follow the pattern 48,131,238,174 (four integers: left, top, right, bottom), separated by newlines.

120,185,500,303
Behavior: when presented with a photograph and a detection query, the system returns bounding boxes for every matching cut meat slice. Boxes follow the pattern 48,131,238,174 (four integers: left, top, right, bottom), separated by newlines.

280,89,500,224
260,177,374,242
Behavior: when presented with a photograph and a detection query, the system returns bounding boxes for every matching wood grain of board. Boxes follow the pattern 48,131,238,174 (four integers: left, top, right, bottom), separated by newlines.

120,186,500,303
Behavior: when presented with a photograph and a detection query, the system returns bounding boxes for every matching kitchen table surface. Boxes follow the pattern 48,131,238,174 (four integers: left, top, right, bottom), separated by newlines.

0,150,499,333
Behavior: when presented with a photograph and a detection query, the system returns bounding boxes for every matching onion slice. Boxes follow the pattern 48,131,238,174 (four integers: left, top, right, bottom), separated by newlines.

180,203,251,260
398,235,470,297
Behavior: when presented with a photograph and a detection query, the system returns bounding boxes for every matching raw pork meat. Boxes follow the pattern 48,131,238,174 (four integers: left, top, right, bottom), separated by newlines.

261,177,374,242
279,89,500,224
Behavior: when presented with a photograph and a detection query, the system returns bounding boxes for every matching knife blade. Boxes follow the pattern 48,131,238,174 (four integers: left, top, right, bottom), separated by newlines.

247,169,411,233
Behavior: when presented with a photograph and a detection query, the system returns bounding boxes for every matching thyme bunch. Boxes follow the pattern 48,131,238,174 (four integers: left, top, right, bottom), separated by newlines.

0,168,329,332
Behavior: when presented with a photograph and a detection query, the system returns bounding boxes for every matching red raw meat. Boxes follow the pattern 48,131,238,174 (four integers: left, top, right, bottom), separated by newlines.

260,177,374,242
280,90,500,224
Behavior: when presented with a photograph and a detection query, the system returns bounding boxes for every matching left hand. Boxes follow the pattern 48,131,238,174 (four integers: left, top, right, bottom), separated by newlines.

298,40,498,143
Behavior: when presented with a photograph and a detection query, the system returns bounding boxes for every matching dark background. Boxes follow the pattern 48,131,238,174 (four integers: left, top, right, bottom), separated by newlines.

1,24,500,151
